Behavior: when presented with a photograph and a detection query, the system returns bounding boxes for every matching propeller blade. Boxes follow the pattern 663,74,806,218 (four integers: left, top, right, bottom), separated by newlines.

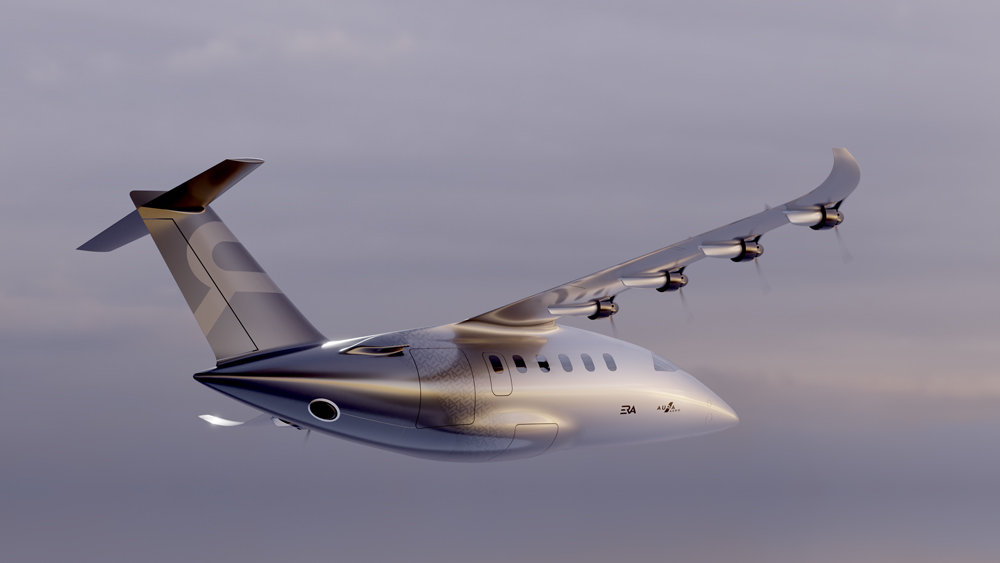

835,225,854,264
304,429,311,444
679,288,694,324
754,258,772,295
609,315,619,339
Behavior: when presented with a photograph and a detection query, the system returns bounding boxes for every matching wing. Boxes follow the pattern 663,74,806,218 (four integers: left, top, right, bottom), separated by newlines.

463,148,860,327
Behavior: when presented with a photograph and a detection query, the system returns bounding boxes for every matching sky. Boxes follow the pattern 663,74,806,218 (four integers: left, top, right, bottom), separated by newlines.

1,1,998,561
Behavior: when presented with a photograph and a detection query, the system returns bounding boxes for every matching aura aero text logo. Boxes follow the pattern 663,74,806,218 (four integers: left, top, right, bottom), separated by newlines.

656,402,679,413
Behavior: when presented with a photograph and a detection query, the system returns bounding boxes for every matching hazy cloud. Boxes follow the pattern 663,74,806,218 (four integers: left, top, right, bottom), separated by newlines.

166,30,414,72
167,38,243,71
25,58,64,84
285,30,414,60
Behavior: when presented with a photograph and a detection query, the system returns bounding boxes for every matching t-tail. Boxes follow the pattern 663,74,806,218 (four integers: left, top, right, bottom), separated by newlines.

79,159,325,363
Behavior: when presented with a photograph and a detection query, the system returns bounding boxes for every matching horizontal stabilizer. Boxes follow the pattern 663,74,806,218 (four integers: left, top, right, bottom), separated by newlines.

144,158,263,212
199,414,246,426
77,210,149,252
199,414,292,428
78,158,264,253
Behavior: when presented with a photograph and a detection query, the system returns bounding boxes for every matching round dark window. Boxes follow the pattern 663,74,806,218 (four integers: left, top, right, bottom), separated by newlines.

308,399,340,421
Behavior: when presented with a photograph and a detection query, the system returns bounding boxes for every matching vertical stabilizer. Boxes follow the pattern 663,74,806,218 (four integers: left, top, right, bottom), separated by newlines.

80,159,325,362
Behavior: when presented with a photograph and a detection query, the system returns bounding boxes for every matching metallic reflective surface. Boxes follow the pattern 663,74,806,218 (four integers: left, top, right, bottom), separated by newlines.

785,206,845,230
193,324,739,461
546,297,618,319
699,240,745,259
620,274,670,288
622,270,689,292
467,148,860,326
79,149,860,462
784,208,825,225
731,240,764,263
811,208,844,230
547,302,600,317
340,344,410,357
658,271,689,292
587,297,618,320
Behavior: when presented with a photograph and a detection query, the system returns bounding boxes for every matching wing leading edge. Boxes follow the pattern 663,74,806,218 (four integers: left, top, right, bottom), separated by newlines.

463,148,860,328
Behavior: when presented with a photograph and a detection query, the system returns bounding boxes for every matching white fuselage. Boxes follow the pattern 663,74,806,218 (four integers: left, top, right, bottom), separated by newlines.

196,323,738,462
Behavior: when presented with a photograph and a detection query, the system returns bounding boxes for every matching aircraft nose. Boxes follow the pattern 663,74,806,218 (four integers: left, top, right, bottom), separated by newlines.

704,388,739,432
670,369,739,434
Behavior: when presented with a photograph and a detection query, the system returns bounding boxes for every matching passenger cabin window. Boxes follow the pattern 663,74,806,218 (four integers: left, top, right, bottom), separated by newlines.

558,354,573,372
603,353,617,371
488,354,505,373
652,353,679,372
512,355,527,373
581,354,595,372
536,355,550,373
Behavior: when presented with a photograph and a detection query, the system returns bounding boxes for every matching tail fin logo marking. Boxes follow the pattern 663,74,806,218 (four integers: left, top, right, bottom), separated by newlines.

184,220,281,335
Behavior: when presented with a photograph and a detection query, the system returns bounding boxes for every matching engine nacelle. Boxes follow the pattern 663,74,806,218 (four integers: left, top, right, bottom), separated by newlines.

731,240,763,262
656,271,688,292
546,297,618,319
810,207,844,231
619,270,688,292
785,207,844,230
587,298,619,320
700,239,763,262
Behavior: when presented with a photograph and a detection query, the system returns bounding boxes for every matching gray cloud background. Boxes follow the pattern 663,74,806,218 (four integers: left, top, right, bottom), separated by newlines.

1,1,998,561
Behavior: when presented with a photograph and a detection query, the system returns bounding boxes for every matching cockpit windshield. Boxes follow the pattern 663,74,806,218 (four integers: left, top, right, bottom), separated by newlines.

652,353,680,372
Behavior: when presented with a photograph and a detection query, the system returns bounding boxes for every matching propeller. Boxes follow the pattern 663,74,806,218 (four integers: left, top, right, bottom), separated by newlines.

754,257,771,295
831,200,853,264
745,235,771,295
834,226,853,264
677,270,694,324
609,314,619,339
303,428,311,444
678,287,694,324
